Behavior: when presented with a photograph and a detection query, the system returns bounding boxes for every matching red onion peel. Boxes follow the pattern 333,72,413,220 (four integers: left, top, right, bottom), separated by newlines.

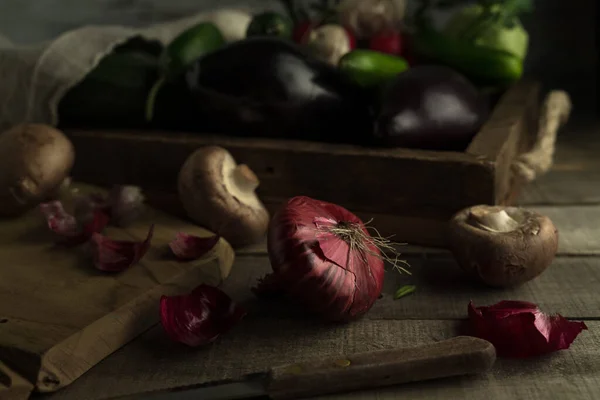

39,200,109,246
160,284,247,347
169,233,221,261
90,224,154,272
468,300,588,358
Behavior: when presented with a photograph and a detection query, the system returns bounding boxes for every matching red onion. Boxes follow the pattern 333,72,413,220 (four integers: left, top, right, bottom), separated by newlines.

254,196,390,322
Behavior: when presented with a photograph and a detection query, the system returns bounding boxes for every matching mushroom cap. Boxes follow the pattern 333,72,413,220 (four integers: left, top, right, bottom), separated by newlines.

178,146,269,248
0,124,75,216
448,205,558,287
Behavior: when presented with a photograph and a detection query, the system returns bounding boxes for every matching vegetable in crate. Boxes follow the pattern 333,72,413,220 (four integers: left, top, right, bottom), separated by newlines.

182,37,373,144
374,66,489,151
302,24,356,66
411,0,533,86
254,196,409,322
412,27,523,87
339,49,409,89
338,0,406,39
146,22,226,121
0,124,75,217
246,11,294,39
443,3,530,61
369,30,403,55
58,38,162,129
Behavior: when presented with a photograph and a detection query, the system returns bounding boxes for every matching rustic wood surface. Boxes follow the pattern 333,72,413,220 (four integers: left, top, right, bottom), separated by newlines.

35,121,600,400
0,184,234,397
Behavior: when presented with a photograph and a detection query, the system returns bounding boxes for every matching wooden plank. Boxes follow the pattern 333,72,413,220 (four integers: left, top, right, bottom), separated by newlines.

68,129,496,215
0,184,235,392
528,205,600,255
236,204,600,256
519,122,600,205
467,81,540,205
0,362,33,400
140,254,600,321
43,318,600,400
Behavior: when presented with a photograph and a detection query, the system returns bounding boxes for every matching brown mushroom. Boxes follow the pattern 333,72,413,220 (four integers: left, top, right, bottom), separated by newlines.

0,124,75,217
178,146,269,248
448,205,558,288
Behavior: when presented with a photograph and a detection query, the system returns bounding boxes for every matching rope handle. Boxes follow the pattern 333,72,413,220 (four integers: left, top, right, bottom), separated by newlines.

511,90,572,183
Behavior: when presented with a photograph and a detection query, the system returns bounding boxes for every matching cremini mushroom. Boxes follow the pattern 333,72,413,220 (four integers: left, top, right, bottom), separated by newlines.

448,205,558,288
178,146,269,248
0,124,75,217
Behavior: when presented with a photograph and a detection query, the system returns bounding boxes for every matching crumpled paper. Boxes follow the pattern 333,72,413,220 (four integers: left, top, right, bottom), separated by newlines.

0,9,253,133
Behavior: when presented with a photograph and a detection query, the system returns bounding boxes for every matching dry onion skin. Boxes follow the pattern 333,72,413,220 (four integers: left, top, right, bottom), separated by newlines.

448,205,558,288
0,124,75,217
468,300,587,358
178,146,269,248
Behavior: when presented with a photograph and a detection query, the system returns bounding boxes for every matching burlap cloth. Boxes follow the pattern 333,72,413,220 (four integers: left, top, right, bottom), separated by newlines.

0,8,253,133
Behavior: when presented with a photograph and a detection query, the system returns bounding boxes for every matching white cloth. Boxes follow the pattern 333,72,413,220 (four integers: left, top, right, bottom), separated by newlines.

0,9,252,132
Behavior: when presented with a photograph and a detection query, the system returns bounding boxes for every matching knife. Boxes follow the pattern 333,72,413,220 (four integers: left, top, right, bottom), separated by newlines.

114,336,495,400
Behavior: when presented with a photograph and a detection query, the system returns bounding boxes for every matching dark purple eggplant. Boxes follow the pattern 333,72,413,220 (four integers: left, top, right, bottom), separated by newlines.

178,37,373,144
374,66,489,151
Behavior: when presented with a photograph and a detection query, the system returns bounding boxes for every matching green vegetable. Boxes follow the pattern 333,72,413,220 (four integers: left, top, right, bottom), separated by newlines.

58,41,161,129
394,285,416,300
412,26,523,86
161,22,225,75
146,22,225,122
338,49,410,89
246,11,293,39
443,4,529,60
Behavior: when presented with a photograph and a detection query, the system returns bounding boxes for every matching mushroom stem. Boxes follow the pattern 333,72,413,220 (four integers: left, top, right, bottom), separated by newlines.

467,208,520,233
231,164,260,192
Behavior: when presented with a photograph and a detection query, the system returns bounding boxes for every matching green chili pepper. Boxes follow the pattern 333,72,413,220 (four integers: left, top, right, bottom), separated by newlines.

394,285,416,300
338,49,410,89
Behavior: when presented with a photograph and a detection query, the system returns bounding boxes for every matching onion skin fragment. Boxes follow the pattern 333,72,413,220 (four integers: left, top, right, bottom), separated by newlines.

169,233,220,261
160,284,247,347
91,224,154,272
39,200,109,246
467,300,587,358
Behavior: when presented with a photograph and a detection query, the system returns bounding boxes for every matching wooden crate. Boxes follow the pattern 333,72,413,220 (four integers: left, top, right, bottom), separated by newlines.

66,81,541,247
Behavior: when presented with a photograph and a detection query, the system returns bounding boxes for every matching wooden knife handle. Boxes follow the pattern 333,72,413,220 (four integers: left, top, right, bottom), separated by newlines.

266,336,495,400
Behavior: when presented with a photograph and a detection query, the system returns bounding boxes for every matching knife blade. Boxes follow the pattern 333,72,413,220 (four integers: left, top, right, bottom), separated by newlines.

114,336,495,400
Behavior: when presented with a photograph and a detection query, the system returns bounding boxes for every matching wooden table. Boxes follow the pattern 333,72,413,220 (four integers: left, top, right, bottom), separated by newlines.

42,120,600,400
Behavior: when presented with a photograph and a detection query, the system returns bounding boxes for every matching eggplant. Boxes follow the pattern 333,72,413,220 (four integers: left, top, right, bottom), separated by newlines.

175,37,373,144
374,66,490,151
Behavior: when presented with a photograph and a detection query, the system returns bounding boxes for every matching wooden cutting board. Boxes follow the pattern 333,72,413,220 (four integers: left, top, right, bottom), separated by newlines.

0,183,235,395
1,361,33,400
